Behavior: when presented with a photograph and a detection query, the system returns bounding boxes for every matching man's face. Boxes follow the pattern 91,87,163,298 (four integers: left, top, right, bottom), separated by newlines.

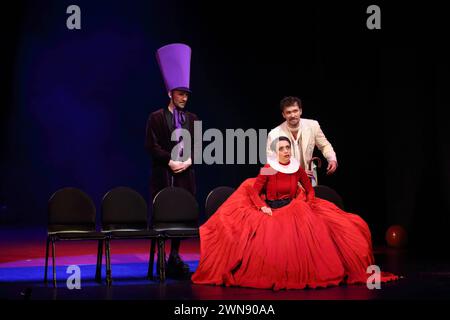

281,104,302,127
171,90,189,109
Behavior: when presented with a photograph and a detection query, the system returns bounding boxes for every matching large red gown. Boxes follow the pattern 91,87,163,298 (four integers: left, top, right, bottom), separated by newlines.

191,163,398,290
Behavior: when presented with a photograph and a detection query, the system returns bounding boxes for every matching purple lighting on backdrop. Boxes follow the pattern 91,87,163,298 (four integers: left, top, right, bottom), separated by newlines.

4,1,162,224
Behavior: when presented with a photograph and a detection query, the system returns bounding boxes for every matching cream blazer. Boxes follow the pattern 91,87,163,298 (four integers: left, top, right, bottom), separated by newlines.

266,118,337,170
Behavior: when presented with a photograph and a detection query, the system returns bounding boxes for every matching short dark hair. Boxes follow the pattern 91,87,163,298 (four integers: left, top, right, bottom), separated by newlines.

270,136,291,152
280,96,302,112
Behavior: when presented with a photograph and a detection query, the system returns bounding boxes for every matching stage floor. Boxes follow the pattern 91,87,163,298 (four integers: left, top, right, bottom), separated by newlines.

1,226,450,300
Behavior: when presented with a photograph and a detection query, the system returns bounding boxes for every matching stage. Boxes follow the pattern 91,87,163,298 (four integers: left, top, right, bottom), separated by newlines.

1,226,450,300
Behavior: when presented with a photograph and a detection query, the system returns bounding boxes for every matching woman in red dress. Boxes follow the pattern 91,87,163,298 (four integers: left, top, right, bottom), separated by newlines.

191,136,398,290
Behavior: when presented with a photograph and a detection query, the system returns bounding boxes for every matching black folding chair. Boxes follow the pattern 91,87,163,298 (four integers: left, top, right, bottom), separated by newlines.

45,187,105,287
205,186,235,220
150,187,199,281
97,186,159,285
314,185,345,210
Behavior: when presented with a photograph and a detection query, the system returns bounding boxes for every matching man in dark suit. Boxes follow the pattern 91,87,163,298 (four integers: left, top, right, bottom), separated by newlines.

145,43,198,278
146,90,198,198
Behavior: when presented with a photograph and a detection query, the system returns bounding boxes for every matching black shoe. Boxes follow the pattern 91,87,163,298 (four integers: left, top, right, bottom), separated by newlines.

167,255,190,279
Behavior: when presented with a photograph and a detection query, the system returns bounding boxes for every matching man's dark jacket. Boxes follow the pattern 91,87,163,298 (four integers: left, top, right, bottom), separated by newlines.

145,108,199,201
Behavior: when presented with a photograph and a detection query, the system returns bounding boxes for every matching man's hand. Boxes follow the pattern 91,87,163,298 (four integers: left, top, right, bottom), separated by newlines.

169,158,192,173
260,206,273,216
326,160,338,175
168,160,183,172
305,169,314,179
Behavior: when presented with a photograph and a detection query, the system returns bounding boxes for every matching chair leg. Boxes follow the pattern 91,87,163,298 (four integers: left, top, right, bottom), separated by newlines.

158,238,166,282
105,238,112,286
147,238,156,280
44,236,50,284
95,239,103,283
51,237,56,288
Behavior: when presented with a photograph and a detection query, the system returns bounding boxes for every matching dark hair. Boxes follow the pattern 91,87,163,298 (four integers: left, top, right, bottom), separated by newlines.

280,96,302,112
270,136,291,152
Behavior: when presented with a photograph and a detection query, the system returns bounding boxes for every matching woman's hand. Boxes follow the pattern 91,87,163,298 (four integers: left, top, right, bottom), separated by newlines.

260,206,273,216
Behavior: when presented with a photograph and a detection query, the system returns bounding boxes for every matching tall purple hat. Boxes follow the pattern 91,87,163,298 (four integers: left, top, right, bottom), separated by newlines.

156,43,192,93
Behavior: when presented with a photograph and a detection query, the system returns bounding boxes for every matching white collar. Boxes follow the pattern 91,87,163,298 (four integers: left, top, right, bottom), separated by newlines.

267,155,300,174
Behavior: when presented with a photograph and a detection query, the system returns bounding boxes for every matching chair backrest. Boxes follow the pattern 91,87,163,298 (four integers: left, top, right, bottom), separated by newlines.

205,186,235,219
101,187,148,231
152,187,199,228
48,187,96,232
314,185,344,210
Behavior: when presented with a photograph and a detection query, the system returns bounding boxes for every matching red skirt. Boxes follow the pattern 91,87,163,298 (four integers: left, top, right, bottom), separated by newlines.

191,178,398,290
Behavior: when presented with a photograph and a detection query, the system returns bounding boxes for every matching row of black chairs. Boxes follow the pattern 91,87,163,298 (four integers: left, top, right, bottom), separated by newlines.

44,186,236,287
44,184,342,287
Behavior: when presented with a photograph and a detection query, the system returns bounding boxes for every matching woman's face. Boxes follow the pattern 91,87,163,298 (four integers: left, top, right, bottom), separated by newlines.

277,140,291,164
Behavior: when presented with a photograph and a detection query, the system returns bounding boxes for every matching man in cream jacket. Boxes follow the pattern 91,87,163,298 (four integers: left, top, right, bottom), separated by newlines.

266,96,338,186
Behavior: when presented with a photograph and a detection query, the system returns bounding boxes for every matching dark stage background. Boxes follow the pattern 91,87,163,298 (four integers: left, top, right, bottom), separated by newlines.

1,1,449,255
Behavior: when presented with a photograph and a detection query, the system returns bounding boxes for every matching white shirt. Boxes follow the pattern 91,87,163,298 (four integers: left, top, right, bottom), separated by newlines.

266,118,337,170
